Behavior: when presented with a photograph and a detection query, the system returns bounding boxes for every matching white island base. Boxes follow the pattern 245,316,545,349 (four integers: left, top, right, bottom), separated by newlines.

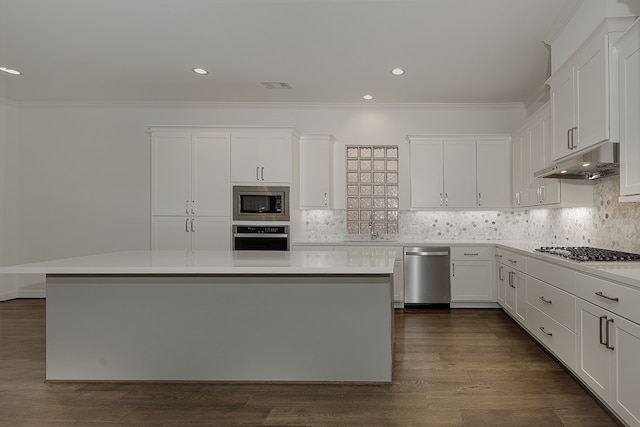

42,252,395,383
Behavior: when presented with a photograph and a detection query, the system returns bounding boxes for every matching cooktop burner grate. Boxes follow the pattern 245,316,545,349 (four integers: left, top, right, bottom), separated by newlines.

535,246,640,262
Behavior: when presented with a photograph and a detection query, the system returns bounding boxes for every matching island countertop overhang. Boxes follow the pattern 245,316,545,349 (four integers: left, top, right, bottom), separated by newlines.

1,250,397,276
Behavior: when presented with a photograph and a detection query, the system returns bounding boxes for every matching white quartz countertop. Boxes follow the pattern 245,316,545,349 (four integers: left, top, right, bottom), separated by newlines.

0,250,397,275
296,239,640,289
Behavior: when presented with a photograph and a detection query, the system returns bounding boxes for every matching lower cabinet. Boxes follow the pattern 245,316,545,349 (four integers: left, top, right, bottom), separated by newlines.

503,266,527,324
576,299,640,427
152,216,231,250
527,304,577,372
450,246,495,306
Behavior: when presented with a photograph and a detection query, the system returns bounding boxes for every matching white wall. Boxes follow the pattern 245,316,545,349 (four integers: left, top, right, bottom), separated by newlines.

551,0,640,72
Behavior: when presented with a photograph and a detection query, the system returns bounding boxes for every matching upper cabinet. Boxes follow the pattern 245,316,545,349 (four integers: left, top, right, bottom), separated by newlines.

511,104,592,209
476,139,511,208
616,18,640,202
231,129,299,184
151,131,231,217
548,18,636,162
298,134,335,209
408,136,511,209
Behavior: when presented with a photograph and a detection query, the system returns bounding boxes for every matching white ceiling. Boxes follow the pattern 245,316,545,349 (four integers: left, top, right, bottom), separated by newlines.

0,0,581,105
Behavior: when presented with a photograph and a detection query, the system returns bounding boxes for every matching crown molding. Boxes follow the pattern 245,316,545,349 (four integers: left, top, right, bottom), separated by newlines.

7,100,526,112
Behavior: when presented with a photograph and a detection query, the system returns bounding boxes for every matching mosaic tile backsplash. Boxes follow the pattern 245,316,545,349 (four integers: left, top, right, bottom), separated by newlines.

300,175,640,252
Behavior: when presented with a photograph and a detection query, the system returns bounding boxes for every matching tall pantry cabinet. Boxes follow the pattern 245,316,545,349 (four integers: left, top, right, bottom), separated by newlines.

150,129,232,251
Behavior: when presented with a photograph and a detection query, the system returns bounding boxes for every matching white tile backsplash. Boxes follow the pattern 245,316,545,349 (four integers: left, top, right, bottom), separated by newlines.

301,175,640,251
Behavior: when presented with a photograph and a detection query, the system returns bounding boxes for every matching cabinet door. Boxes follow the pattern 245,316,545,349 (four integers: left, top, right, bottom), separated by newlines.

410,140,444,208
152,133,191,215
512,133,530,207
151,216,191,250
550,65,575,161
191,217,231,251
451,261,494,302
260,134,292,183
192,133,231,216
618,21,640,198
513,270,527,324
575,35,610,152
529,108,561,206
610,314,640,427
476,140,510,208
231,134,262,183
443,140,476,207
576,299,611,401
496,263,506,306
299,136,334,208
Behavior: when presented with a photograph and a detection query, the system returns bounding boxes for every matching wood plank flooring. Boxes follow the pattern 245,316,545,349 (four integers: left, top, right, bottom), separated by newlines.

0,299,620,426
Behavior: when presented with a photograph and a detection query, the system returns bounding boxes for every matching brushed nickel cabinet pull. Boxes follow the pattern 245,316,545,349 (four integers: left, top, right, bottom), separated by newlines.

464,253,479,256
186,200,189,214
539,326,552,336
261,166,265,181
498,266,503,281
595,291,619,302
539,296,552,304
606,318,615,350
185,218,189,232
599,315,607,346
256,166,260,181
191,218,194,232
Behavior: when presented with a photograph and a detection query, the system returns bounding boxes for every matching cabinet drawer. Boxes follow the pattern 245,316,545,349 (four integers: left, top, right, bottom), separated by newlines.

527,257,575,294
527,276,576,331
451,246,493,261
495,249,526,272
575,272,640,324
527,305,577,372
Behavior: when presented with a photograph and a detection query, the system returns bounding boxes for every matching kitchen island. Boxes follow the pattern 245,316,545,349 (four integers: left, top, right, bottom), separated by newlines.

2,250,396,383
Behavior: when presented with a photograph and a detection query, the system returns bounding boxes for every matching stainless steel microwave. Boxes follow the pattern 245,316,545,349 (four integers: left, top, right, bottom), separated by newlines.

233,186,290,221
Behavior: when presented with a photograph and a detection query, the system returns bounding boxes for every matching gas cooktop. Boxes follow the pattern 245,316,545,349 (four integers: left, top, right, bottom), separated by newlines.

535,246,640,262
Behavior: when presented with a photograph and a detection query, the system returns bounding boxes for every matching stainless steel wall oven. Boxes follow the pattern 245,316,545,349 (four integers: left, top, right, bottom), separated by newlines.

233,225,289,251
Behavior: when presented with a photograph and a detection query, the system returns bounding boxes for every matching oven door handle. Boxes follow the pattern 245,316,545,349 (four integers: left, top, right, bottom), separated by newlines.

234,233,289,238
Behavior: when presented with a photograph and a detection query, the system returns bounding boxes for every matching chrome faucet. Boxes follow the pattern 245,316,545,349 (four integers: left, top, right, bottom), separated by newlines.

369,218,379,240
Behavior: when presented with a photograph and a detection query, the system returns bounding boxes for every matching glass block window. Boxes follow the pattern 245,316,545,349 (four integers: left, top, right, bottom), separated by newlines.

346,146,399,235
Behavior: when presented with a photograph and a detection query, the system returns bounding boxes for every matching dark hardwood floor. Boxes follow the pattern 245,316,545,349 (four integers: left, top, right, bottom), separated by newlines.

0,299,619,426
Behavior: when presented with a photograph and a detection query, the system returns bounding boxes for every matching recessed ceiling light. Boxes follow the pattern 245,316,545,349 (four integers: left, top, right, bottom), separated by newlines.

192,68,208,75
391,68,405,76
0,67,22,75
362,94,374,100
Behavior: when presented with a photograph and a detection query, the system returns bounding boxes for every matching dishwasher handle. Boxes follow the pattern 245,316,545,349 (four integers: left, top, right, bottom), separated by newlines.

405,251,449,256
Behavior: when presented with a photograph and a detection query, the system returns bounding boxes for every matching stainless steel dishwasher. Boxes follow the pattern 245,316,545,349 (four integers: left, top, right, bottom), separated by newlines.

403,247,451,308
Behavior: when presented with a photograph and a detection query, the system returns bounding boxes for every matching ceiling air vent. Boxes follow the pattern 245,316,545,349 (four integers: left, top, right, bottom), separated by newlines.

261,82,292,89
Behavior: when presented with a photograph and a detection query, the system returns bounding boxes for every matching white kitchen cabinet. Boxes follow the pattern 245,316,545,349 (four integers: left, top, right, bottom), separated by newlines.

231,131,295,184
476,139,511,208
616,18,640,202
408,136,509,209
576,298,640,427
528,104,561,206
548,18,634,162
299,134,335,208
443,140,477,208
511,131,530,207
408,138,444,208
151,216,231,251
497,249,527,325
511,104,592,209
450,247,495,304
151,131,231,217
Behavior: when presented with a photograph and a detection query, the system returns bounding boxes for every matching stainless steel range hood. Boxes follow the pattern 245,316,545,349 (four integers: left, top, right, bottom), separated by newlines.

534,142,619,180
